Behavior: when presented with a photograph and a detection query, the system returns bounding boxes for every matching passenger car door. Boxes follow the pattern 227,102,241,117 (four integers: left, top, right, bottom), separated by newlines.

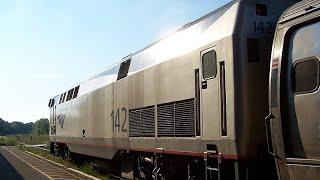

281,20,320,179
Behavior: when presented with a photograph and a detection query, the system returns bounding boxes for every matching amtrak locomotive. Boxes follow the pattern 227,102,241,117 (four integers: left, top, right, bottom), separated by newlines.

48,0,320,179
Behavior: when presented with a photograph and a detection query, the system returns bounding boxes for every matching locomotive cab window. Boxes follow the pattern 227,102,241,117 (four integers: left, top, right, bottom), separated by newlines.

202,50,217,79
48,99,52,107
293,58,319,94
117,59,131,80
73,85,80,98
59,94,64,104
66,89,74,101
62,92,66,103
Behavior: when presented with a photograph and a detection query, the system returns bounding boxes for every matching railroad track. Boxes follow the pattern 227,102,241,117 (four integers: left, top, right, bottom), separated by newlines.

1,146,97,180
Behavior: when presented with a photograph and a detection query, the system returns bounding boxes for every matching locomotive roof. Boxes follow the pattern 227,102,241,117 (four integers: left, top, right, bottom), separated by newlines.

52,0,240,100
94,0,238,79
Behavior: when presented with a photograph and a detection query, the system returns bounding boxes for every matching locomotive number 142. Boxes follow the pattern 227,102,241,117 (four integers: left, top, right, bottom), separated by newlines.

111,108,127,132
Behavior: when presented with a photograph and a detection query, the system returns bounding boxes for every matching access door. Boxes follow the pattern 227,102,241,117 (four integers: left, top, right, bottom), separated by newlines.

281,20,320,179
200,47,226,139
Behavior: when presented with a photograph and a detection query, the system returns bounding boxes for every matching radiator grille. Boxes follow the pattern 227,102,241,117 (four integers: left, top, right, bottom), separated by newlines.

175,99,195,137
129,109,141,137
141,106,155,137
129,106,155,137
158,98,195,137
157,103,175,137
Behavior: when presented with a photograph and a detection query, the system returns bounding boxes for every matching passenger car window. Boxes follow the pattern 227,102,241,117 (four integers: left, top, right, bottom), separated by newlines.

289,21,320,61
202,50,217,79
289,21,320,94
293,58,319,94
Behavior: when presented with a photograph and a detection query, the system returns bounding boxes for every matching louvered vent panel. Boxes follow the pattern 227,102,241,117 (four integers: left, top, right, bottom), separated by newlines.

157,98,195,137
175,99,195,137
157,103,175,137
129,109,141,137
141,106,155,137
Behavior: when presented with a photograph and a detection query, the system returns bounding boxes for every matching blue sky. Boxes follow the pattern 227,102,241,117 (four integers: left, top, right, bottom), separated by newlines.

0,0,230,123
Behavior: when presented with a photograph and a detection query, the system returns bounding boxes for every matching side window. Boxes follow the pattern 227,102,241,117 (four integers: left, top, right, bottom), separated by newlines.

202,50,217,79
117,59,131,80
289,21,320,94
48,99,52,107
59,94,64,104
66,89,74,101
73,86,80,98
62,92,66,103
293,58,319,94
289,21,320,61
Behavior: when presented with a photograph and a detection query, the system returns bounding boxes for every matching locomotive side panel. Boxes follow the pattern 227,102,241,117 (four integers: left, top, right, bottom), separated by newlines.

127,63,157,108
113,78,129,140
88,89,106,138
55,101,75,137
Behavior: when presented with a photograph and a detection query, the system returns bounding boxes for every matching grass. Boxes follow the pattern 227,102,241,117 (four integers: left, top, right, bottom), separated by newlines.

18,145,111,180
0,136,17,146
0,134,49,146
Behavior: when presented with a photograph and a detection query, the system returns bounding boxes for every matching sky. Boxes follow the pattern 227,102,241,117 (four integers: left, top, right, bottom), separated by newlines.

0,0,230,123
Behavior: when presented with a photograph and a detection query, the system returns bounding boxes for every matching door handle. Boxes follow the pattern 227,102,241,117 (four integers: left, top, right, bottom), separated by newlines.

265,113,275,156
202,81,207,89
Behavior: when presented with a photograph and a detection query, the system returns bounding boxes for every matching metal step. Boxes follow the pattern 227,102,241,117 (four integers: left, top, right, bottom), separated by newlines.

204,151,222,180
207,167,219,171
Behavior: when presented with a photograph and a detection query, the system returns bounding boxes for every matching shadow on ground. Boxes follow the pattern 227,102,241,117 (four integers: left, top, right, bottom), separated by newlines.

0,147,24,180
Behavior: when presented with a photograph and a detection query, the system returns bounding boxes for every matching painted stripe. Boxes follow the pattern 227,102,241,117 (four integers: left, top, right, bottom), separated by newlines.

60,140,247,160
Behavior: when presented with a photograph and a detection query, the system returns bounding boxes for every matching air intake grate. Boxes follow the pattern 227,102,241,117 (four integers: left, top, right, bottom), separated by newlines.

141,106,155,137
157,103,175,137
158,98,195,137
129,106,155,137
129,109,141,137
175,99,195,137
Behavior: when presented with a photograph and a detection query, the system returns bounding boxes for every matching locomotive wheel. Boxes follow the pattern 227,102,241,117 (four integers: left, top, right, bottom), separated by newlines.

138,165,152,179
63,145,72,160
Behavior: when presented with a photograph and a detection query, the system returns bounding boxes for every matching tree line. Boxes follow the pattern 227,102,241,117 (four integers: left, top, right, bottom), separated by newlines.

0,118,49,135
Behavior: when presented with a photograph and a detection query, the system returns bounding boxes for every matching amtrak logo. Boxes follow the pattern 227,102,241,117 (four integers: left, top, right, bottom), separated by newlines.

57,114,66,129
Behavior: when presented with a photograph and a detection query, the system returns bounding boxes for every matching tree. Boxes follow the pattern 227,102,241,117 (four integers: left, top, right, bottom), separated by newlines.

0,118,34,135
32,118,49,135
0,118,10,135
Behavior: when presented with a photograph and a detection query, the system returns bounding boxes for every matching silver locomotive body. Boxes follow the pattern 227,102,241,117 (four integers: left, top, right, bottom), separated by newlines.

48,0,300,179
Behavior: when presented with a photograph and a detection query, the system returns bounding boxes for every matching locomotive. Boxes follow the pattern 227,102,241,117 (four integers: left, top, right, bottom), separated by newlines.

48,0,320,179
